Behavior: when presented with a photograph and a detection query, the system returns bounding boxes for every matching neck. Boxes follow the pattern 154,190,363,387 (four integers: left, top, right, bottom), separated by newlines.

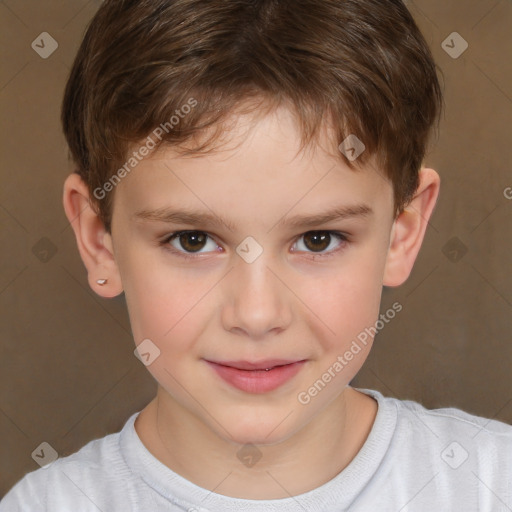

135,386,378,500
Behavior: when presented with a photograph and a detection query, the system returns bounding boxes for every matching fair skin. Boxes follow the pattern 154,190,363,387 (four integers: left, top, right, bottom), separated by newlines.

63,104,440,499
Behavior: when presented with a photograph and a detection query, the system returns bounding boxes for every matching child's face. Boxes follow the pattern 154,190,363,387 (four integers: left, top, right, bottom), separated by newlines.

109,105,396,444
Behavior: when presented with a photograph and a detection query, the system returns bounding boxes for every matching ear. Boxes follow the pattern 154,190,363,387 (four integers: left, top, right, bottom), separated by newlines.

62,173,123,298
383,168,440,287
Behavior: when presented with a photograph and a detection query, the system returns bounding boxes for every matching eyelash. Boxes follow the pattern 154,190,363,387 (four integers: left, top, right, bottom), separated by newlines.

159,230,350,261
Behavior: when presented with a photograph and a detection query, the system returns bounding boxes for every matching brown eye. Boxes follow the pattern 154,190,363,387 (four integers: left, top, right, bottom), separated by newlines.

294,230,347,255
172,231,209,252
302,231,331,252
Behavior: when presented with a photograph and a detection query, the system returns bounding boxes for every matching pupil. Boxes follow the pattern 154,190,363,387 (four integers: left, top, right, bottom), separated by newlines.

181,232,206,252
305,231,330,252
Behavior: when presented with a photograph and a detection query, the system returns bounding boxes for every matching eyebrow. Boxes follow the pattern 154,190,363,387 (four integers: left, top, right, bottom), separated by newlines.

133,203,373,232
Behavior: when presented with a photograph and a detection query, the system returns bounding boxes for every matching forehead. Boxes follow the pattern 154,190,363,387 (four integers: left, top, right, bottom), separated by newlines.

114,105,393,223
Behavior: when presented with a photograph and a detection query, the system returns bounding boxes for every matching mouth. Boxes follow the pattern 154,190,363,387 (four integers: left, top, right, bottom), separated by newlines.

204,359,307,393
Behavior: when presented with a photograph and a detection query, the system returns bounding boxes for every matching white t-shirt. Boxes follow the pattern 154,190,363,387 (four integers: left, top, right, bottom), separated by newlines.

2,388,511,511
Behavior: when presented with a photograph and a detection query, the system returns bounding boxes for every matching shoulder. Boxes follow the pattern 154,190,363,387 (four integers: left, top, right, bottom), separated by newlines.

350,388,512,510
361,387,512,441
394,393,512,443
367,388,512,482
1,416,137,512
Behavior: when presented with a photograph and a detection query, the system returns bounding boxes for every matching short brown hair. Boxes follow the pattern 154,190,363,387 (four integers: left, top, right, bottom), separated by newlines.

62,0,443,231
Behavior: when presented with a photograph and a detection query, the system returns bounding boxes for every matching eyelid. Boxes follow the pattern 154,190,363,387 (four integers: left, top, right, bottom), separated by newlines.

292,231,349,259
161,229,350,260
161,230,221,259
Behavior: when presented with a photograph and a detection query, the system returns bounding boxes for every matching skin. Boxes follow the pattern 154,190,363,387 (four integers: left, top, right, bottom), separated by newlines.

63,104,440,499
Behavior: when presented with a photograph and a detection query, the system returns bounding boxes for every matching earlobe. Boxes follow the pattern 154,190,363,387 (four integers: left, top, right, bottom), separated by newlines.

62,173,123,298
383,168,440,287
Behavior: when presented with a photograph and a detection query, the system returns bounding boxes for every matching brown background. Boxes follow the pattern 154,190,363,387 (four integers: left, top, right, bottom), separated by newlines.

1,0,511,497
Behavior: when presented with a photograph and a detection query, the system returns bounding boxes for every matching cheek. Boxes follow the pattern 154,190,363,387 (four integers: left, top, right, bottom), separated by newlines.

293,261,384,398
129,280,206,347
119,247,209,350
124,269,212,391
302,250,385,343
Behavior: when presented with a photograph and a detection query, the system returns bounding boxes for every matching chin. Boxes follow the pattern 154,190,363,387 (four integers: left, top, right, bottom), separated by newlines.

220,411,301,447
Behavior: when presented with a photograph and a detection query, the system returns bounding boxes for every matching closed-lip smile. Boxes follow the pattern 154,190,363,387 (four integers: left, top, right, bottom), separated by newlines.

207,359,305,371
204,358,307,393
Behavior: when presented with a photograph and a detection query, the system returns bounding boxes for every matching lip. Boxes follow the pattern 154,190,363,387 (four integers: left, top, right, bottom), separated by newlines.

209,359,302,371
205,359,307,393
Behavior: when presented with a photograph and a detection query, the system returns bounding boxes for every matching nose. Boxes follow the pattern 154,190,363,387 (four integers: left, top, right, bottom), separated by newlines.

221,254,292,340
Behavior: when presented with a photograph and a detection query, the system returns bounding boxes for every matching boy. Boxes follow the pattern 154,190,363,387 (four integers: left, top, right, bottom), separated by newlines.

2,0,511,510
